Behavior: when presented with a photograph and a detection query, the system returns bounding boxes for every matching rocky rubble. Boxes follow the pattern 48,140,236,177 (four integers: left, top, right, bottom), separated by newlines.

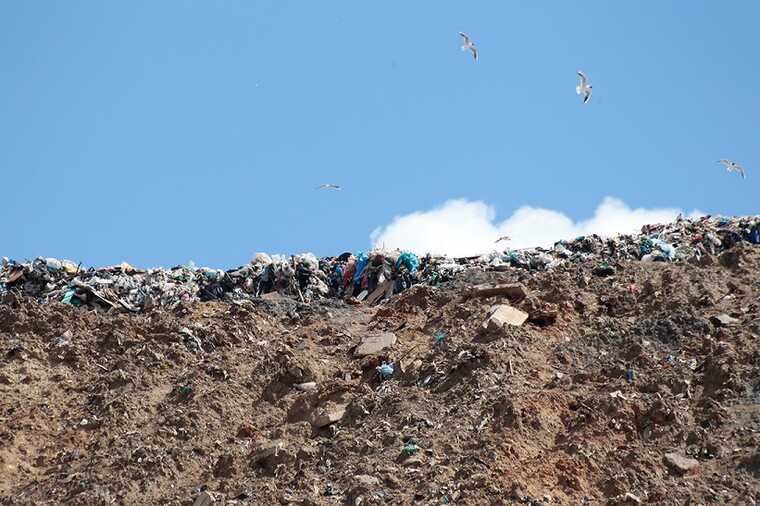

1,215,760,505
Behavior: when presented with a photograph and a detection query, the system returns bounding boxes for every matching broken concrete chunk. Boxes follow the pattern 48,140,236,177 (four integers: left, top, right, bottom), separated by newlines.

354,332,397,357
312,403,348,428
466,283,530,302
483,304,529,330
663,452,699,475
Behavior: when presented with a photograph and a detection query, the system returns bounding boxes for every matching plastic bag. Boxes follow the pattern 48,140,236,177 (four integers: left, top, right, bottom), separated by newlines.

395,251,419,274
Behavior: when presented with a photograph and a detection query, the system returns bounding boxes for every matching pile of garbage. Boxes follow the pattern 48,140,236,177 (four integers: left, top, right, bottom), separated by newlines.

1,215,758,313
478,214,759,269
0,251,437,312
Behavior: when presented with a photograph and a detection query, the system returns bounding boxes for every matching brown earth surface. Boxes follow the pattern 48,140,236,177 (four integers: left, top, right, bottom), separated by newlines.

2,244,760,505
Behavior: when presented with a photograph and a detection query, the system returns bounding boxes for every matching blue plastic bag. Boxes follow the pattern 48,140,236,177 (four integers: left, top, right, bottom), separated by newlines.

353,252,369,283
376,362,394,379
395,251,419,274
650,238,675,260
748,226,760,245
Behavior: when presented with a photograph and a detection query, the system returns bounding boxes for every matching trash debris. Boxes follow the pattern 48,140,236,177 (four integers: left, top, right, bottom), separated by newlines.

403,442,420,456
434,331,445,345
376,362,394,379
0,216,757,313
54,331,73,348
592,262,615,277
710,314,740,327
609,390,627,401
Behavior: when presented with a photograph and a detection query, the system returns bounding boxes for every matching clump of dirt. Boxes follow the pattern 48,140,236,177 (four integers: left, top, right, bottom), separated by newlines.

2,247,760,505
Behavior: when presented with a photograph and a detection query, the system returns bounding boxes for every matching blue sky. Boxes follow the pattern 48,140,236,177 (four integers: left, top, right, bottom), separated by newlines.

1,1,757,267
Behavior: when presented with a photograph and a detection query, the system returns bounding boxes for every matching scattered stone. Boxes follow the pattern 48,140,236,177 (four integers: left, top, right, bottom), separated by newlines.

294,381,317,391
193,491,215,506
312,402,348,428
354,332,397,357
483,304,529,330
663,452,699,475
354,475,380,488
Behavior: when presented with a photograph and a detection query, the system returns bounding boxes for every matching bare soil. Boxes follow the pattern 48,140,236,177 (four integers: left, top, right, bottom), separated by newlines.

2,244,759,505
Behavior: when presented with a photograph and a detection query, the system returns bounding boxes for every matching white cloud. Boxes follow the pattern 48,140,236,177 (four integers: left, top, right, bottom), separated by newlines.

370,197,703,257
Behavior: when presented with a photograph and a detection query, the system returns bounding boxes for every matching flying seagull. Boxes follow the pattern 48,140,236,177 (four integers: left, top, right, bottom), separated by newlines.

494,235,511,244
576,71,592,104
459,32,477,61
317,184,342,191
718,159,746,179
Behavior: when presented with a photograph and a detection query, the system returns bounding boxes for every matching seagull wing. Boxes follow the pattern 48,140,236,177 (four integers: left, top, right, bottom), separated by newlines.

471,46,478,60
583,90,592,104
459,32,471,45
577,71,588,88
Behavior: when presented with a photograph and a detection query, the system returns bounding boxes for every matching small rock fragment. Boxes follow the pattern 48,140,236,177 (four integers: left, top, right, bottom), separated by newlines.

312,403,348,428
193,491,215,506
663,452,699,475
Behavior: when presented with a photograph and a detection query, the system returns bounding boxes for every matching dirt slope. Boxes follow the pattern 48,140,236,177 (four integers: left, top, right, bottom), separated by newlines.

1,244,759,505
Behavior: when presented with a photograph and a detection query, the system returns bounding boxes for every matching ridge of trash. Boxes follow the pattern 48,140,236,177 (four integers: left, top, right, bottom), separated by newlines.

2,215,758,313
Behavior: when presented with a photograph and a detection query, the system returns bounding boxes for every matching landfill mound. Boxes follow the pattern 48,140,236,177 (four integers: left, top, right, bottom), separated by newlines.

1,216,760,505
